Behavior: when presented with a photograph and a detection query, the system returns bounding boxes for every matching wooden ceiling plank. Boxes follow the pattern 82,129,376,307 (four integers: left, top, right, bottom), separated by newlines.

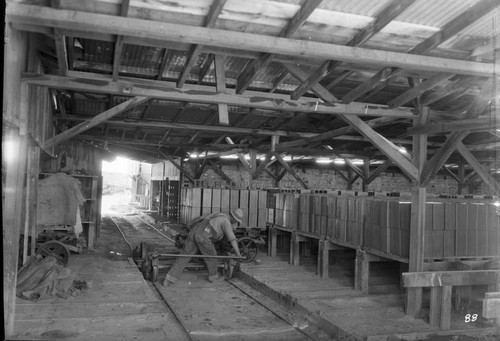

388,73,454,108
24,72,417,118
235,0,322,94
214,54,229,125
291,0,415,100
456,142,500,197
341,0,499,103
177,0,226,88
44,95,149,148
273,152,309,189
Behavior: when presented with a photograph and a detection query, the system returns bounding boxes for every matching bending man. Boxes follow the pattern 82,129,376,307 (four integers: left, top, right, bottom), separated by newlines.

163,209,244,286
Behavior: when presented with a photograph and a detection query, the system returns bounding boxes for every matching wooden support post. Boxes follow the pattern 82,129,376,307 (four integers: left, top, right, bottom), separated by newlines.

362,156,370,191
457,162,465,195
406,107,429,317
268,226,277,257
317,239,329,279
214,54,229,125
440,285,452,330
290,231,300,266
429,287,442,327
355,249,369,294
250,149,257,177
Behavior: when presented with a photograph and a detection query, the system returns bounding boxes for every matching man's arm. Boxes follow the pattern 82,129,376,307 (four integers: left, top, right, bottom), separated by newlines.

221,220,242,257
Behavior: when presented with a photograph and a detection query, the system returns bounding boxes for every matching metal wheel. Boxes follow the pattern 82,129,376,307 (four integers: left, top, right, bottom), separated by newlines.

36,240,70,266
237,237,258,263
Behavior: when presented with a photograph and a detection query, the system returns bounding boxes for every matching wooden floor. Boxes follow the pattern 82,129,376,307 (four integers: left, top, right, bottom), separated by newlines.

12,253,188,341
239,252,499,341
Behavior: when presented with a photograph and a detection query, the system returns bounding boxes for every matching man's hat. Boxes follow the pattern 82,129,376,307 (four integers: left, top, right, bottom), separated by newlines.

230,208,244,224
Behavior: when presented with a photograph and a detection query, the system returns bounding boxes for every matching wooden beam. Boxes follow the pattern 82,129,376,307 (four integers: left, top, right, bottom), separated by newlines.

235,0,322,94
157,49,172,81
57,114,318,138
366,160,393,184
388,73,454,108
341,0,499,103
275,116,400,150
403,270,500,287
441,165,460,182
342,115,418,181
214,54,229,125
225,137,250,171
273,152,309,189
198,53,214,84
269,70,288,93
7,4,497,78
207,160,234,185
177,0,226,88
282,63,340,103
406,107,429,318
456,142,500,197
44,96,148,148
79,134,238,150
282,61,417,181
420,131,469,186
23,72,417,118
253,152,274,179
157,149,195,182
344,158,364,178
290,0,415,100
407,116,499,135
111,0,130,81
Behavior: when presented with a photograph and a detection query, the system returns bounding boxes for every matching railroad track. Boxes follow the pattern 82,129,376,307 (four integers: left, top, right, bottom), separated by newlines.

107,212,331,341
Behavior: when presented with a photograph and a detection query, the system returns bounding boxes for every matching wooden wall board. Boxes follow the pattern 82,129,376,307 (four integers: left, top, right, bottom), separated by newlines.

444,203,456,231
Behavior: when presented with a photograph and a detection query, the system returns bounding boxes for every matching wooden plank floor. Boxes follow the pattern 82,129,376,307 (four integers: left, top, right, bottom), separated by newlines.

239,252,498,341
12,253,189,341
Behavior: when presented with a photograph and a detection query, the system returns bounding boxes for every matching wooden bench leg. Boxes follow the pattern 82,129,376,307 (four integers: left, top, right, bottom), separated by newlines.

317,239,329,279
268,227,277,257
355,249,369,294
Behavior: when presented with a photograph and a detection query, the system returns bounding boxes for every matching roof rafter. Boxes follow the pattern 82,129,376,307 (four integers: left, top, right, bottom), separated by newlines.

7,4,495,78
177,0,226,88
235,0,323,94
341,0,499,104
290,0,415,100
